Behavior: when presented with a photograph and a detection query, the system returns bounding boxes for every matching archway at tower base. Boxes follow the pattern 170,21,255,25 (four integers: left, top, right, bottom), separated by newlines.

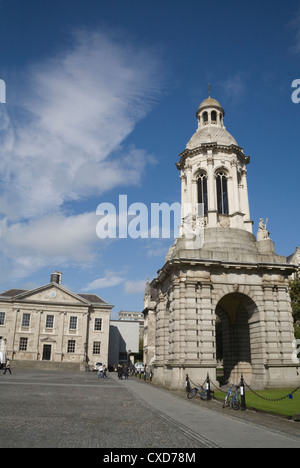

216,292,257,385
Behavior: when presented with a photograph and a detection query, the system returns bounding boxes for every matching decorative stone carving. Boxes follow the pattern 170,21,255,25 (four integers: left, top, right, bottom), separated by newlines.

257,218,270,241
219,215,230,228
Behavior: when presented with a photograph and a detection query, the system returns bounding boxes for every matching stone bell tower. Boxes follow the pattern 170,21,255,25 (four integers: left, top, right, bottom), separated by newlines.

144,94,299,390
177,96,252,235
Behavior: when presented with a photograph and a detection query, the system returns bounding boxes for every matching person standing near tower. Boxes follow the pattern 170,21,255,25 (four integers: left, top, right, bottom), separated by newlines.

3,359,11,375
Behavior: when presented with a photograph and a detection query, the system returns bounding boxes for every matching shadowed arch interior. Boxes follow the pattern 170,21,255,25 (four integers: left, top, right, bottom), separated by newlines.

216,292,257,384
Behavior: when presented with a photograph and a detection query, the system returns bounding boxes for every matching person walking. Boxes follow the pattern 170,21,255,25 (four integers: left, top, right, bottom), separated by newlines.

117,364,123,380
3,359,11,375
102,365,108,379
97,364,103,379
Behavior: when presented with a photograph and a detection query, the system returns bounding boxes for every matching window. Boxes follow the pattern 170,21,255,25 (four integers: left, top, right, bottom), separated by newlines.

211,110,217,122
94,318,102,331
216,171,229,215
93,341,101,355
67,340,76,353
22,313,31,327
197,173,208,215
203,111,208,123
19,337,28,351
46,315,54,329
69,316,77,330
0,312,5,326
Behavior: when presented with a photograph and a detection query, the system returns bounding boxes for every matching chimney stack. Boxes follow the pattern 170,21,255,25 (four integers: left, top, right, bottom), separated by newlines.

51,271,62,285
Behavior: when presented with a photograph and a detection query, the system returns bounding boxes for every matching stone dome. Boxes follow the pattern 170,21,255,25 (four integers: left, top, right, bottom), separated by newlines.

196,97,224,116
186,126,238,149
186,95,238,149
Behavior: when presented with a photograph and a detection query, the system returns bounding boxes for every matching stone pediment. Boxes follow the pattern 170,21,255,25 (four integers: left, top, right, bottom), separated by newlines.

13,284,90,306
41,337,56,343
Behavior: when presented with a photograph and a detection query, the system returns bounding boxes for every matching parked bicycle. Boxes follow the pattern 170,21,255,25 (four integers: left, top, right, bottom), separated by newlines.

223,384,241,410
187,385,214,401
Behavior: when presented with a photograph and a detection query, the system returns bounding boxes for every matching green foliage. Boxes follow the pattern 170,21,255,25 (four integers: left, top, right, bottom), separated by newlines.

289,278,300,329
214,388,300,417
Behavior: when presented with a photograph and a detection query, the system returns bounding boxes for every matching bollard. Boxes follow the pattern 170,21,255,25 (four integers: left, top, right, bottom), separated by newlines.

240,374,246,411
186,374,191,393
149,370,153,383
206,373,211,401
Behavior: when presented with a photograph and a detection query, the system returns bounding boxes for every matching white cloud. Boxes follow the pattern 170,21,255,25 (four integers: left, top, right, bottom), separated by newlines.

124,280,146,295
219,72,246,102
0,28,163,221
0,28,164,279
289,8,300,54
0,211,99,278
82,271,125,291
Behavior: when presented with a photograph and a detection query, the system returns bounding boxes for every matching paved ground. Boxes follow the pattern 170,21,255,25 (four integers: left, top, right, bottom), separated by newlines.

0,370,299,449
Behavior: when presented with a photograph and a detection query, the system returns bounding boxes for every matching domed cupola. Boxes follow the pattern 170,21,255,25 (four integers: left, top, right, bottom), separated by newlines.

186,93,238,149
196,96,225,128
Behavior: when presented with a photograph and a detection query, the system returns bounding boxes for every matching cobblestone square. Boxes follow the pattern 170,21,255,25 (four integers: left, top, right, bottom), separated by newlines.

0,370,206,448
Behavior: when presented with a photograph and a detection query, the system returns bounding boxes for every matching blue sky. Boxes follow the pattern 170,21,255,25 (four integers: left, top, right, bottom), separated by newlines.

0,0,299,318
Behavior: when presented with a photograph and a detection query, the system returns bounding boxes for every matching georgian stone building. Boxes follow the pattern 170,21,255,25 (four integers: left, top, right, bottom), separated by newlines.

144,96,299,390
0,272,113,370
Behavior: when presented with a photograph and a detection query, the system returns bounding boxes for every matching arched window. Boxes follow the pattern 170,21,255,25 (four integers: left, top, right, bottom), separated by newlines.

216,171,229,215
197,173,208,215
203,112,208,124
211,110,217,122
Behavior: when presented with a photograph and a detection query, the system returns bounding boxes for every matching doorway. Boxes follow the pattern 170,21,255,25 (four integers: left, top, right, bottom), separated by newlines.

216,292,257,384
42,344,52,361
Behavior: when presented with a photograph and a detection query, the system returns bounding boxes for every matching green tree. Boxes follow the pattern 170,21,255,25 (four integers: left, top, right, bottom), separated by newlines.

289,277,300,339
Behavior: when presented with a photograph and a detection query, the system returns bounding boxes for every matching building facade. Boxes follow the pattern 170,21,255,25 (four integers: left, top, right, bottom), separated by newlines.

144,96,299,390
119,310,145,339
0,272,113,370
108,320,140,366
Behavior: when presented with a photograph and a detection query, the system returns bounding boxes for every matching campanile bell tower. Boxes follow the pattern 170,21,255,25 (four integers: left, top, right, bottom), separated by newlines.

144,93,299,391
177,95,252,234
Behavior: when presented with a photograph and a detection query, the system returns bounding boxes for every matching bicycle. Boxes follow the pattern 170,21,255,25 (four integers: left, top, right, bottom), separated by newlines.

223,384,241,410
187,385,214,401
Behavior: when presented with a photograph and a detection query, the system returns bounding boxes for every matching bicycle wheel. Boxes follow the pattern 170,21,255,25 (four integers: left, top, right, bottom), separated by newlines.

187,388,198,399
232,397,241,410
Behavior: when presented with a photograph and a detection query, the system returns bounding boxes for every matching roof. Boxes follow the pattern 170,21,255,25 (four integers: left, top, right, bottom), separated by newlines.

196,97,225,117
186,126,238,149
287,247,300,265
78,294,108,305
198,97,223,110
0,289,28,298
0,287,109,306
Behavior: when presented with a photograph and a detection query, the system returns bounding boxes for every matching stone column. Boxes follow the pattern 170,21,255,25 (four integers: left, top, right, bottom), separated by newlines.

207,153,217,226
155,292,166,368
263,284,280,364
199,282,216,367
184,280,198,363
275,285,295,363
169,280,181,364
